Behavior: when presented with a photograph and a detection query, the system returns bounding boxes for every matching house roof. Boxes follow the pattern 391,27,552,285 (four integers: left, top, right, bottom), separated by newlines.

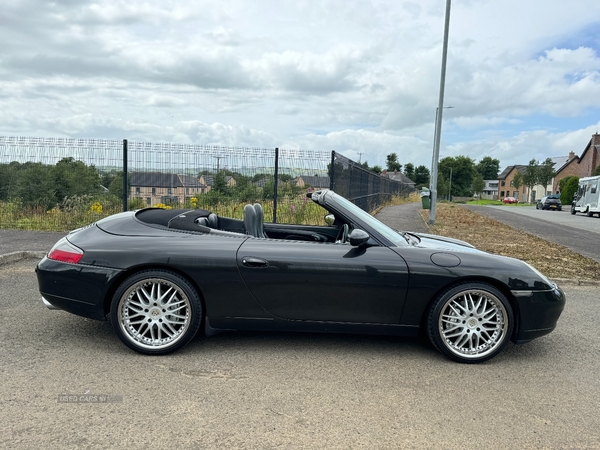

498,165,527,180
130,172,202,188
381,170,416,186
296,175,331,188
577,133,600,166
202,175,233,186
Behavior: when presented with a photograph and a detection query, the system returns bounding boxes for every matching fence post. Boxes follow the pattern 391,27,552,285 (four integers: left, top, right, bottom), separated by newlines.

329,151,335,191
123,139,128,212
273,147,279,223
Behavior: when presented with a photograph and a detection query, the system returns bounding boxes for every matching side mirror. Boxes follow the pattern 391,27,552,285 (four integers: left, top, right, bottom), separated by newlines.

348,229,370,247
324,214,335,226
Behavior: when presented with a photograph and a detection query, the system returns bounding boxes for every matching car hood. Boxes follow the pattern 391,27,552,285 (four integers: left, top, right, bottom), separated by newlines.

407,232,485,254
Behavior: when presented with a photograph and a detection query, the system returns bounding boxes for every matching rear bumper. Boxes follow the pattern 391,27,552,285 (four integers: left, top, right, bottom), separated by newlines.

513,285,566,344
36,256,124,321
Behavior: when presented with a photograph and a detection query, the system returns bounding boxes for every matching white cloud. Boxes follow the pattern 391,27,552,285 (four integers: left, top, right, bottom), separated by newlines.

0,0,599,172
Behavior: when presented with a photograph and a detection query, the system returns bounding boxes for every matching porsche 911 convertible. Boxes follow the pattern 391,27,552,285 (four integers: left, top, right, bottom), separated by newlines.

36,190,565,363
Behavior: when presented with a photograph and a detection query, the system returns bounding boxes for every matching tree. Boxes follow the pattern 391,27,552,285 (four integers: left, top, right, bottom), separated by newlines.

472,173,485,200
414,165,430,186
593,165,600,176
403,163,415,181
560,176,579,205
108,171,125,199
537,158,555,193
438,155,476,196
371,165,382,174
522,159,539,203
16,162,56,209
212,171,228,194
53,157,103,202
476,156,500,180
513,170,523,194
0,162,21,201
386,153,402,172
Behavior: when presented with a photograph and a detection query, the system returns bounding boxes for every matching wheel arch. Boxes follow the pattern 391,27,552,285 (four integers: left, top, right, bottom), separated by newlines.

419,276,520,340
103,264,207,319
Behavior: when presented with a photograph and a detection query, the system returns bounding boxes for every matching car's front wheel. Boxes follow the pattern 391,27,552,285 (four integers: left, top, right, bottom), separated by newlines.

427,282,514,363
110,270,203,355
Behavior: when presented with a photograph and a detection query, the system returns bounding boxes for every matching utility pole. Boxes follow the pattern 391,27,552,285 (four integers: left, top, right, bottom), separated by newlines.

214,155,225,172
357,152,364,164
429,0,452,225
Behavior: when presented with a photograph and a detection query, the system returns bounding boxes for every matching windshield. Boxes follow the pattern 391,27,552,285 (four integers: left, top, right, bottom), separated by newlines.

328,193,408,246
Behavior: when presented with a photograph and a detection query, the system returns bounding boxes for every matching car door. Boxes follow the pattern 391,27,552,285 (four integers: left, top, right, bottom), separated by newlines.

236,238,409,324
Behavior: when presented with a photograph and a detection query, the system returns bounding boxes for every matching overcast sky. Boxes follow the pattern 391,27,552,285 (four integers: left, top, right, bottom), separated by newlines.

1,0,600,171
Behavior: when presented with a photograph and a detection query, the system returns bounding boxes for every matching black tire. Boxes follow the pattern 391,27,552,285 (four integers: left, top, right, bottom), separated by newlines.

571,204,576,215
110,270,203,355
587,208,593,217
427,282,514,363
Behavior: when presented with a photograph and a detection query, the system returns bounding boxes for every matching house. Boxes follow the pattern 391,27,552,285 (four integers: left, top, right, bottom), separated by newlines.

198,174,237,192
481,180,498,200
293,175,331,189
553,133,600,192
497,165,527,201
498,151,582,203
129,172,204,206
381,170,416,188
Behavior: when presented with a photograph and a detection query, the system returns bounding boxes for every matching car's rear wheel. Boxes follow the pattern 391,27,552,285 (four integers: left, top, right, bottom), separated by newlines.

110,270,202,355
427,282,514,363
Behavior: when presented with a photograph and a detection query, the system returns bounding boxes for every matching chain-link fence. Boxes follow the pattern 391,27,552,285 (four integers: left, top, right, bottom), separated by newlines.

0,136,414,231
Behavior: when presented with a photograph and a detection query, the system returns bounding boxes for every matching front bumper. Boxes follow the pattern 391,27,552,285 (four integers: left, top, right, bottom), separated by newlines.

512,284,566,344
36,256,124,321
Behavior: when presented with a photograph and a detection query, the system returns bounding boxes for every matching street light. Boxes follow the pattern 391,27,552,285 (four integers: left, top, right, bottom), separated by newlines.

429,0,452,225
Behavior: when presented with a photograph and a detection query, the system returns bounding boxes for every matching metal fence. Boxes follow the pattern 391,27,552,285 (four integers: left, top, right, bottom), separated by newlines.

0,136,414,231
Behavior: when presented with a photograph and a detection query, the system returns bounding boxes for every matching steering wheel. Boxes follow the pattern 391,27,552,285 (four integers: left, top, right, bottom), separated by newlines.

336,224,349,244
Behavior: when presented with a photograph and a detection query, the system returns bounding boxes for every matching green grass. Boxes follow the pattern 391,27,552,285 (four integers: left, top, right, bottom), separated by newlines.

1,193,412,232
466,199,534,206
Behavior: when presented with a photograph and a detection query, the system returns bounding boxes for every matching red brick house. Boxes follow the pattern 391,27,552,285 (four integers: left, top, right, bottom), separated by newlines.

553,133,600,192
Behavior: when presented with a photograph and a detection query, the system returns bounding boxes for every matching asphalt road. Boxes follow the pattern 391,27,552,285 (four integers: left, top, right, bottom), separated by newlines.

464,204,600,264
1,258,599,449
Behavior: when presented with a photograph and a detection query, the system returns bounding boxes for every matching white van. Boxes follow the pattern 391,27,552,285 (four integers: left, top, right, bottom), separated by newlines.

571,175,600,217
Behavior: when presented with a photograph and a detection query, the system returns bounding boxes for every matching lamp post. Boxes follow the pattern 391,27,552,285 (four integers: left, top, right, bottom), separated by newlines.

429,0,452,225
448,167,452,201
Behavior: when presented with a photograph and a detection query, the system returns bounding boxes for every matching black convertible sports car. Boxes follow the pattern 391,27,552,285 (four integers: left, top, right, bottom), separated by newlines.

36,190,565,363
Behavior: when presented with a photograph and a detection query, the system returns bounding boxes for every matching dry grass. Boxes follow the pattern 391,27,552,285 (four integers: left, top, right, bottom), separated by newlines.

420,203,600,281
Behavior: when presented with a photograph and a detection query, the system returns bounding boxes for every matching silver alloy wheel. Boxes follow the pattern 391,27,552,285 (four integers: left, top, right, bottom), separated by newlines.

117,277,192,350
438,289,509,360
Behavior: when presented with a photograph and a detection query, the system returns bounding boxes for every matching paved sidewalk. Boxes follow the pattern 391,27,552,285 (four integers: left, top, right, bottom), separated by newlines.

0,229,66,258
374,201,430,234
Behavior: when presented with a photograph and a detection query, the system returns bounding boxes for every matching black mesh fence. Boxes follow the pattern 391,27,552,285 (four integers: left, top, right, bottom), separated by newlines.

0,136,414,231
331,152,413,211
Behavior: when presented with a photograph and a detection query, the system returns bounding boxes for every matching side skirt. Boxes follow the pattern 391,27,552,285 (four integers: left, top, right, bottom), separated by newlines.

205,317,419,338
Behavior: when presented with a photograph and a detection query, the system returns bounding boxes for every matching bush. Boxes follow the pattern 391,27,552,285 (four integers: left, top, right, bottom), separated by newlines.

560,176,579,205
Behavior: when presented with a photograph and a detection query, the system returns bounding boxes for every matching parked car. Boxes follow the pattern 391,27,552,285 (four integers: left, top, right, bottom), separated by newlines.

503,197,518,204
536,194,562,211
36,190,565,364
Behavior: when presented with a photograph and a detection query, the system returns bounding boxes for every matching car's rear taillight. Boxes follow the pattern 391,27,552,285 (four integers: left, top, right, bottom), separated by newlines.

48,238,84,264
